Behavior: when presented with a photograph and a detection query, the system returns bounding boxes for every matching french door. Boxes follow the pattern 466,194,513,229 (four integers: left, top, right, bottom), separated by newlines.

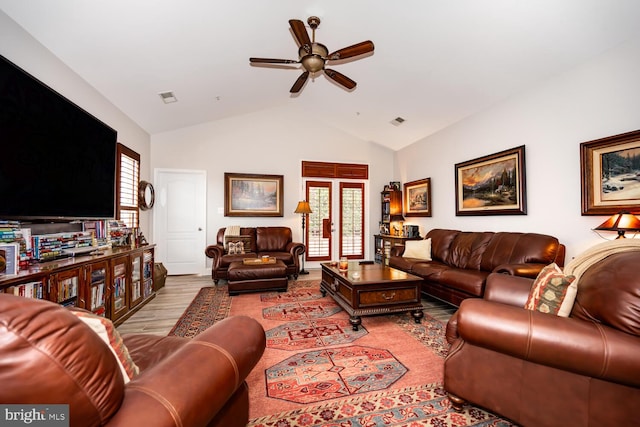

305,180,365,262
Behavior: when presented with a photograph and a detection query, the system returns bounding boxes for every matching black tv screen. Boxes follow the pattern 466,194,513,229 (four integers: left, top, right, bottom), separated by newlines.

0,54,117,220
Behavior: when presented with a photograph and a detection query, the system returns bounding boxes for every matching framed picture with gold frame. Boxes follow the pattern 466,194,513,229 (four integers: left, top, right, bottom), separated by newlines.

224,172,284,217
580,130,640,215
404,178,432,217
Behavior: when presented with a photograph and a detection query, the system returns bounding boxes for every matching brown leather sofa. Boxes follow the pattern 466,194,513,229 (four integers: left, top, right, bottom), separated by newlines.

389,228,565,305
0,294,266,427
444,251,640,426
205,226,305,283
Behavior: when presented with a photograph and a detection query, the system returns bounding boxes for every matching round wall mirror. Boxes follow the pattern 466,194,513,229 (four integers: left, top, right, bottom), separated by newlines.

139,181,155,210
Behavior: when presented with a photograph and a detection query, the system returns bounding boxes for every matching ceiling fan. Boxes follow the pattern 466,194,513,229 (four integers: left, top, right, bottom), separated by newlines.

249,16,374,93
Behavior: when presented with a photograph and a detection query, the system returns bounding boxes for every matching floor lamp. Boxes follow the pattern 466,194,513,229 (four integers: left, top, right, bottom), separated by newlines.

294,200,313,275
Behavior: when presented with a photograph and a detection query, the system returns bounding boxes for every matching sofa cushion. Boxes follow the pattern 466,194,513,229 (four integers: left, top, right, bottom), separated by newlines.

572,251,640,336
71,311,140,383
256,227,292,252
411,261,451,282
524,263,576,316
481,232,561,272
403,238,432,260
445,232,493,270
426,229,460,263
389,255,421,272
438,268,490,297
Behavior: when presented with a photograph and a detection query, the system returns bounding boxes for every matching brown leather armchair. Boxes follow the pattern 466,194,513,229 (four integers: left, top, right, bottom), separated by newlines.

444,251,640,426
0,294,266,427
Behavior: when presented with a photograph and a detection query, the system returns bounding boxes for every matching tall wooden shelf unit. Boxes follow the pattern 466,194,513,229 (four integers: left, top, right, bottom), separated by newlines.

375,187,421,264
0,245,155,327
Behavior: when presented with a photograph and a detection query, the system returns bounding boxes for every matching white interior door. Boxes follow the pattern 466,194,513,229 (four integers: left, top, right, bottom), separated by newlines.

154,169,207,275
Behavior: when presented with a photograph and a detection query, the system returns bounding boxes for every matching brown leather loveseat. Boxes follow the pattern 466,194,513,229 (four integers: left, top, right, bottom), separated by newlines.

444,250,640,426
389,228,565,305
205,226,305,283
0,294,266,427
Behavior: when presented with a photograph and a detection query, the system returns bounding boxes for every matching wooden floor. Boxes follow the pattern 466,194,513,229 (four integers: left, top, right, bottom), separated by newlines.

116,269,457,335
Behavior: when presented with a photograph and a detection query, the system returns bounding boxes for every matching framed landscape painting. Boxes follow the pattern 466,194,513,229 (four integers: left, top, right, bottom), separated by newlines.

580,130,640,215
224,172,284,217
404,178,432,217
455,145,527,216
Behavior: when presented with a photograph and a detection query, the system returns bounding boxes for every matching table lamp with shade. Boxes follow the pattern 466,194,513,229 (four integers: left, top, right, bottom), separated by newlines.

594,211,640,239
294,201,313,274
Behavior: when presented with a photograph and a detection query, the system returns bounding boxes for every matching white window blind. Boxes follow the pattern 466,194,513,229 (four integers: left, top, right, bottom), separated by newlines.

116,143,140,228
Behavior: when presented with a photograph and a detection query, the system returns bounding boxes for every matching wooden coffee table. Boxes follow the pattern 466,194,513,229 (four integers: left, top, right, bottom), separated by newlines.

320,262,424,330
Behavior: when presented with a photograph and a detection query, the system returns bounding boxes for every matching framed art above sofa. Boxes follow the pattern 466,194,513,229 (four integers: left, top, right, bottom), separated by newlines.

455,145,527,216
224,172,284,217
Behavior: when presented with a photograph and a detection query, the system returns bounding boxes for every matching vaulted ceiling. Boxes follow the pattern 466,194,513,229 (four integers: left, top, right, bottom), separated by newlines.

2,0,640,150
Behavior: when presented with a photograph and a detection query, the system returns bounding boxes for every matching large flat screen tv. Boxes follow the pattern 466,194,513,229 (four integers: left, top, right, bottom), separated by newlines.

0,54,117,220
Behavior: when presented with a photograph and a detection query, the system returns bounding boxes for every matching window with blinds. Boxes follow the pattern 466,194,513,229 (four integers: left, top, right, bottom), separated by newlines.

116,143,140,228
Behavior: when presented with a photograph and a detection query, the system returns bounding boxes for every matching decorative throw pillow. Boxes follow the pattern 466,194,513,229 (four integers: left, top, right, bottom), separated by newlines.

227,241,245,255
224,235,252,254
524,263,577,317
71,311,140,383
403,238,432,260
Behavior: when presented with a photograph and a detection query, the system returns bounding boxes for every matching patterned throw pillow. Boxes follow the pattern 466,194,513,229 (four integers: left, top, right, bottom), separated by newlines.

224,235,251,254
71,311,140,383
524,263,577,317
227,241,245,255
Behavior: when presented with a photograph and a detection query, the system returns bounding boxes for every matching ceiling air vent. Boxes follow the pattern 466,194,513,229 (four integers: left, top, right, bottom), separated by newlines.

158,91,177,104
391,117,405,126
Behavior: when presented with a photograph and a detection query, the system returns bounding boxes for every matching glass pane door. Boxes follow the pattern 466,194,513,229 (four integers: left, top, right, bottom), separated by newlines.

306,181,331,261
340,182,364,258
306,180,365,262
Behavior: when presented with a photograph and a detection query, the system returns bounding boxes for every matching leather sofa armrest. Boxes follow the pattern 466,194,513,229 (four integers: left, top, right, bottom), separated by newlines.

107,316,266,427
483,273,533,307
492,263,547,278
286,241,305,256
205,244,224,260
454,299,640,388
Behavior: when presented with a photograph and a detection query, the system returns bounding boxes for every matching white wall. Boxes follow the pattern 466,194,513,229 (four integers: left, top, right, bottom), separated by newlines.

0,11,153,236
395,35,640,261
151,105,395,269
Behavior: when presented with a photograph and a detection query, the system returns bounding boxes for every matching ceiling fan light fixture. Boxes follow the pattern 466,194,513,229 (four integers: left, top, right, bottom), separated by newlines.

299,43,328,73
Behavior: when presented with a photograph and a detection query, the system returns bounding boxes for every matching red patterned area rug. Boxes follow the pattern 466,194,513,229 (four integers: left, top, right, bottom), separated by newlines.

167,285,231,337
168,280,516,426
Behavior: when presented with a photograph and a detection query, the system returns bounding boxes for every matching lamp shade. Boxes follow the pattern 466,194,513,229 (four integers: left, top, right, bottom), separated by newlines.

594,211,640,238
294,201,312,214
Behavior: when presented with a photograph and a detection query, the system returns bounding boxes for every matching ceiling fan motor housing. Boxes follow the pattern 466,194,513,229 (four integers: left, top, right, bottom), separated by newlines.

299,43,328,73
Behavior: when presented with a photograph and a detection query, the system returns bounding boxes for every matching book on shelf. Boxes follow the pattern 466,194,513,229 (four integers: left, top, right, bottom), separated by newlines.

2,281,45,299
0,242,20,275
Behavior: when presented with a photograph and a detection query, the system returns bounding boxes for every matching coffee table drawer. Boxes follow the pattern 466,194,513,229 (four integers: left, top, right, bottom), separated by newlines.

359,287,419,306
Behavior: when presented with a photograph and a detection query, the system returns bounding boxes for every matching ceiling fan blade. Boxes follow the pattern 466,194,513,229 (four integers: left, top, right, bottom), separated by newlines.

327,41,375,61
250,57,299,64
290,71,309,93
289,19,311,49
324,69,356,90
